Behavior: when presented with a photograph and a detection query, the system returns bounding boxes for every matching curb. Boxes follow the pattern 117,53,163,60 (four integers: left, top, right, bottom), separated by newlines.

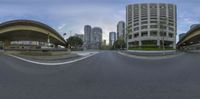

118,51,184,60
7,52,99,66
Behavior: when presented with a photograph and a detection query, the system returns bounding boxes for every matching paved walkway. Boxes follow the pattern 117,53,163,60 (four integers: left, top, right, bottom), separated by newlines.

125,50,178,56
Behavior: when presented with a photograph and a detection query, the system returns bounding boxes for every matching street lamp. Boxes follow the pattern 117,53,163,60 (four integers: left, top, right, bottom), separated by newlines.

158,17,168,55
47,33,50,47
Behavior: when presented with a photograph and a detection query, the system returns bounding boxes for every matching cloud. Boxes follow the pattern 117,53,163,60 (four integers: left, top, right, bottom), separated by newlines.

58,24,66,30
1,0,200,43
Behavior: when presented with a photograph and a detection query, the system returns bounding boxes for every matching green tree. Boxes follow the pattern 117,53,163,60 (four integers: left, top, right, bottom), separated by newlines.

113,38,126,50
67,36,83,49
126,27,132,50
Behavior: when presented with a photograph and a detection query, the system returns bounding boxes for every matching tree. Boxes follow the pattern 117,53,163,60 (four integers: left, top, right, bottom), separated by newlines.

126,27,132,50
67,36,83,49
113,38,126,50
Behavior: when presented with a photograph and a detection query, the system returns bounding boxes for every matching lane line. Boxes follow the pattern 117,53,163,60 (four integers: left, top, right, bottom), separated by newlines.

7,52,99,66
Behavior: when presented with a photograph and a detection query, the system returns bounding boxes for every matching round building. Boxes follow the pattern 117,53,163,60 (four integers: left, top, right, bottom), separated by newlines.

126,3,177,49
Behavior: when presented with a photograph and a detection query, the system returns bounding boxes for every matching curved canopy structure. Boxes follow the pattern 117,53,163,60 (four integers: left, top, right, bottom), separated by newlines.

177,26,200,49
0,20,67,48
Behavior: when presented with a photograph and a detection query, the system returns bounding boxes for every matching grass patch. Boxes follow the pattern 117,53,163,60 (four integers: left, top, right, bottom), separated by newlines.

20,51,52,56
128,47,175,51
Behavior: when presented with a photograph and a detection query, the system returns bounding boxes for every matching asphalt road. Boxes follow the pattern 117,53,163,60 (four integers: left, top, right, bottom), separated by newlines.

0,51,200,99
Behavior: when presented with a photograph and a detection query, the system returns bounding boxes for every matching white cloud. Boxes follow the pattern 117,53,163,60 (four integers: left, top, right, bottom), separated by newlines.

58,24,66,30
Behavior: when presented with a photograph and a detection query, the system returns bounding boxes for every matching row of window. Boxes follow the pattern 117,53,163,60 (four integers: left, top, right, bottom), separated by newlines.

133,5,174,10
128,32,174,39
133,26,175,31
132,18,175,23
133,21,174,26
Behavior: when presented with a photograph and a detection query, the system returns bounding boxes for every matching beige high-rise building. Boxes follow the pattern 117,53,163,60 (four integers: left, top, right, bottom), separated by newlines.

126,3,177,49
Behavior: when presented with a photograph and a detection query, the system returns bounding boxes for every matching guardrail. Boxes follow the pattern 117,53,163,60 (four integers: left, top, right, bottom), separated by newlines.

4,48,69,52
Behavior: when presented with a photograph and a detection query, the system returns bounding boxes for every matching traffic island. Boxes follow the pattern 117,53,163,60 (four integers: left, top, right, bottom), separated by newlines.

4,49,99,65
4,48,81,61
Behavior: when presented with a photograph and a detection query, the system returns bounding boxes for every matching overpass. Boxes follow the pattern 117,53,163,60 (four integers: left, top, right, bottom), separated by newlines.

0,20,67,49
177,25,200,50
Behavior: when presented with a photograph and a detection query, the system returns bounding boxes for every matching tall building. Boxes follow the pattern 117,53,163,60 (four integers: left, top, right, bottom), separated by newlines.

126,3,177,49
84,25,103,49
109,32,117,46
92,27,103,49
84,25,92,48
117,21,125,40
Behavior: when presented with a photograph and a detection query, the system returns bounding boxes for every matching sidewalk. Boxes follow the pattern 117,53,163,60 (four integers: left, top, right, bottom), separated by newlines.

123,50,178,56
72,51,99,56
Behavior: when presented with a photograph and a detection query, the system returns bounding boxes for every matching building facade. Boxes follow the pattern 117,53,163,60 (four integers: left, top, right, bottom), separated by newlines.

84,25,92,44
117,21,125,40
92,27,103,49
109,32,117,46
126,3,177,49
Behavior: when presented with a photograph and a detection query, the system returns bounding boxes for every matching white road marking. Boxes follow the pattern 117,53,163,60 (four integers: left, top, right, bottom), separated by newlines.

7,52,99,66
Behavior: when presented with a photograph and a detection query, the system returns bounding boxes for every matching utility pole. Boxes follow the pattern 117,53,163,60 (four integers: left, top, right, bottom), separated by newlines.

158,17,168,55
47,33,50,47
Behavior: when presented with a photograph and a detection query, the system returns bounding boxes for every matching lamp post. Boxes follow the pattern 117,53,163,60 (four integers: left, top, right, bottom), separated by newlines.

47,33,50,47
158,17,168,55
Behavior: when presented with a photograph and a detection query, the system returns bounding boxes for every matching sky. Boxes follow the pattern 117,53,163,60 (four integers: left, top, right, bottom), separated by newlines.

1,0,200,43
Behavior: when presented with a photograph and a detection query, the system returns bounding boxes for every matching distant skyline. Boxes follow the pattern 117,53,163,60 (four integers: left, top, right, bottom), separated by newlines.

1,0,200,42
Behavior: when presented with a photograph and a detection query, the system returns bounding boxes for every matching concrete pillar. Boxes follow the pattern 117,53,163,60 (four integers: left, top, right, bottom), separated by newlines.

173,42,176,49
157,40,160,47
4,40,11,49
139,41,142,47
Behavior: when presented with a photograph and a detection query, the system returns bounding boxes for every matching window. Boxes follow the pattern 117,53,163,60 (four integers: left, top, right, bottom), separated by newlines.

141,25,148,29
134,23,139,26
160,25,167,29
141,21,148,24
169,27,174,31
150,21,157,23
160,21,167,24
141,31,148,37
151,17,157,20
141,18,147,20
128,35,132,39
134,27,139,31
134,33,139,38
169,33,174,38
150,25,158,28
150,31,157,36
168,23,174,26
134,20,139,22
160,32,166,36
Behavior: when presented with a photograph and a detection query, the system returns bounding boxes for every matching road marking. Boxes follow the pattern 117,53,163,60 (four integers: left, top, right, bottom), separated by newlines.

7,52,99,66
118,51,184,60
